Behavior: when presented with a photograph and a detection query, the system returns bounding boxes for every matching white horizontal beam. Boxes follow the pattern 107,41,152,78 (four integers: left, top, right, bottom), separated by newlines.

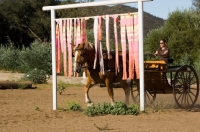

43,0,152,11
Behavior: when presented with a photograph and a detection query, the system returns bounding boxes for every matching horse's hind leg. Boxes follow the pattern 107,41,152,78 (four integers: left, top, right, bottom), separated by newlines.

120,80,130,106
105,77,115,105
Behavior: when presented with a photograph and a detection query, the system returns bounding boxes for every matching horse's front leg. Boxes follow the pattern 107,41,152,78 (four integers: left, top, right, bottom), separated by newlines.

120,80,130,106
84,79,92,106
105,72,115,105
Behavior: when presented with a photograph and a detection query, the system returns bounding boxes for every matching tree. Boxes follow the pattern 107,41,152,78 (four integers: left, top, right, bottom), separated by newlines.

193,0,200,10
0,0,58,47
144,9,200,65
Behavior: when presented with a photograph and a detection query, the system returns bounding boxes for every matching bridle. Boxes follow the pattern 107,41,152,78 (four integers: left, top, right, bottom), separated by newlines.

74,47,87,73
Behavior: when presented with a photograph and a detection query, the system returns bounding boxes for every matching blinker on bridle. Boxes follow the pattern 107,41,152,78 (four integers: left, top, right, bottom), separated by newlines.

75,48,87,68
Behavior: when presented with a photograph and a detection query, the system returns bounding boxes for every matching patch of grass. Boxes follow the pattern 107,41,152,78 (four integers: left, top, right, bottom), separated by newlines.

58,100,82,112
57,106,67,112
146,101,176,113
35,106,40,111
57,81,68,95
67,101,81,111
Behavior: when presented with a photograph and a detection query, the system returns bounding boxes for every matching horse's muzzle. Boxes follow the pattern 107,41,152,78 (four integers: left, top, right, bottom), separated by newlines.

75,65,82,73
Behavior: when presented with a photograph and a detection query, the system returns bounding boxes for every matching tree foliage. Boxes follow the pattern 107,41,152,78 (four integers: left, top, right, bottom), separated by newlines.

0,0,59,47
0,0,164,47
145,9,200,65
193,0,200,10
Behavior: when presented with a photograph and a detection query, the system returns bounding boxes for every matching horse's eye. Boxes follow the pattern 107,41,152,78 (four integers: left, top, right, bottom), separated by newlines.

81,53,84,57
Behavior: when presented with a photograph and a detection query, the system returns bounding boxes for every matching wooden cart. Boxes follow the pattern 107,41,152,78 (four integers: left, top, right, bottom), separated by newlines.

131,60,199,109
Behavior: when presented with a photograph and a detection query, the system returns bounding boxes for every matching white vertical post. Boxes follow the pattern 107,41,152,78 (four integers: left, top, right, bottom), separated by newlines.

138,1,145,111
51,9,57,110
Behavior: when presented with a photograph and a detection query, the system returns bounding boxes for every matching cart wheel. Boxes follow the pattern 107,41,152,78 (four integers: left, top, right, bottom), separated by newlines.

131,86,156,105
173,65,199,109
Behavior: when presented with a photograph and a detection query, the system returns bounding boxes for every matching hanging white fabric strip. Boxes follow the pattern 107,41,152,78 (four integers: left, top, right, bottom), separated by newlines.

106,15,111,59
98,16,104,75
112,15,119,75
93,17,98,69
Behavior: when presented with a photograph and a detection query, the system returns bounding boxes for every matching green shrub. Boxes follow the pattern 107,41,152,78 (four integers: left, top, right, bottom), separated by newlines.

110,102,127,115
23,68,49,84
126,104,140,115
83,102,139,117
0,41,52,74
0,45,20,71
96,102,113,115
67,101,81,111
83,104,97,117
18,41,52,74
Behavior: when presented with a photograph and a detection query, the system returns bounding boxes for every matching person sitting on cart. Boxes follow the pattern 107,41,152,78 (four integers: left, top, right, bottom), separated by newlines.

153,39,171,64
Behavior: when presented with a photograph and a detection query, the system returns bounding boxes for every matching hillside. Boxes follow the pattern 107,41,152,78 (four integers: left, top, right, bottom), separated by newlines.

95,5,164,37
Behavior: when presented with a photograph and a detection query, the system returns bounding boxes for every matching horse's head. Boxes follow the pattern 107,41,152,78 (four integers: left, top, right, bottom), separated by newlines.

72,42,87,73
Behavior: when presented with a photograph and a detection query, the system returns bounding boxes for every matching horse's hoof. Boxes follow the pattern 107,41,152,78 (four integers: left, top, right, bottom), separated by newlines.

87,102,93,107
86,100,92,103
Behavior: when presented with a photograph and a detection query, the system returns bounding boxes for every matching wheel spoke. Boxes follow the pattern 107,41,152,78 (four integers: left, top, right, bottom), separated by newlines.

145,91,150,102
187,92,194,103
176,92,183,101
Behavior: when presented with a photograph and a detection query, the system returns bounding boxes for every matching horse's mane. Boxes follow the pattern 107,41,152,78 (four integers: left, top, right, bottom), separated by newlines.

84,42,94,50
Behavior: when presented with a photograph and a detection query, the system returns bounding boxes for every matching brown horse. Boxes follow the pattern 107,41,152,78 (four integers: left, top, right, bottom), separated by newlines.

72,42,135,106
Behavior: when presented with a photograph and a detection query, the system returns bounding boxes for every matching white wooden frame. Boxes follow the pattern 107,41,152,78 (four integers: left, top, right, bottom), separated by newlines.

42,0,153,111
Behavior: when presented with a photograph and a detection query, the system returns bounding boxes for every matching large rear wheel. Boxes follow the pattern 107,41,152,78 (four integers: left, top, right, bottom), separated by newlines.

173,65,199,109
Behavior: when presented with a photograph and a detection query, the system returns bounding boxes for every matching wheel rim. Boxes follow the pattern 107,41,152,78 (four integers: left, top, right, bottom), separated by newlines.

173,65,199,109
131,86,156,105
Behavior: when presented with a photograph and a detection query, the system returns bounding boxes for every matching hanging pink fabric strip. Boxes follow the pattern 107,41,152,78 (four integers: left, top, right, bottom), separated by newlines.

120,15,127,80
106,15,111,59
80,18,87,75
112,15,119,75
81,18,86,42
133,14,139,79
98,16,104,75
62,20,67,76
126,14,134,79
67,19,73,77
74,19,77,45
76,18,81,44
56,22,61,73
93,17,98,69
59,19,64,53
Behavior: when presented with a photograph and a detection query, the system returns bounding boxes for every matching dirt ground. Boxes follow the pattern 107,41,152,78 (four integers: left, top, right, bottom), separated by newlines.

1,82,200,132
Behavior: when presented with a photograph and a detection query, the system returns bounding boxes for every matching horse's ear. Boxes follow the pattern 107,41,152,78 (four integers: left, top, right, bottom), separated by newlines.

71,43,76,49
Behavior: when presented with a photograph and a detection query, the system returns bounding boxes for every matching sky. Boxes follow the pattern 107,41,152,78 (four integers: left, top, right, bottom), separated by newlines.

95,0,193,19
129,0,193,19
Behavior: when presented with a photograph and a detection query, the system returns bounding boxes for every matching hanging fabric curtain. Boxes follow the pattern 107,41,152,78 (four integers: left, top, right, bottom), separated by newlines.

55,12,138,79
